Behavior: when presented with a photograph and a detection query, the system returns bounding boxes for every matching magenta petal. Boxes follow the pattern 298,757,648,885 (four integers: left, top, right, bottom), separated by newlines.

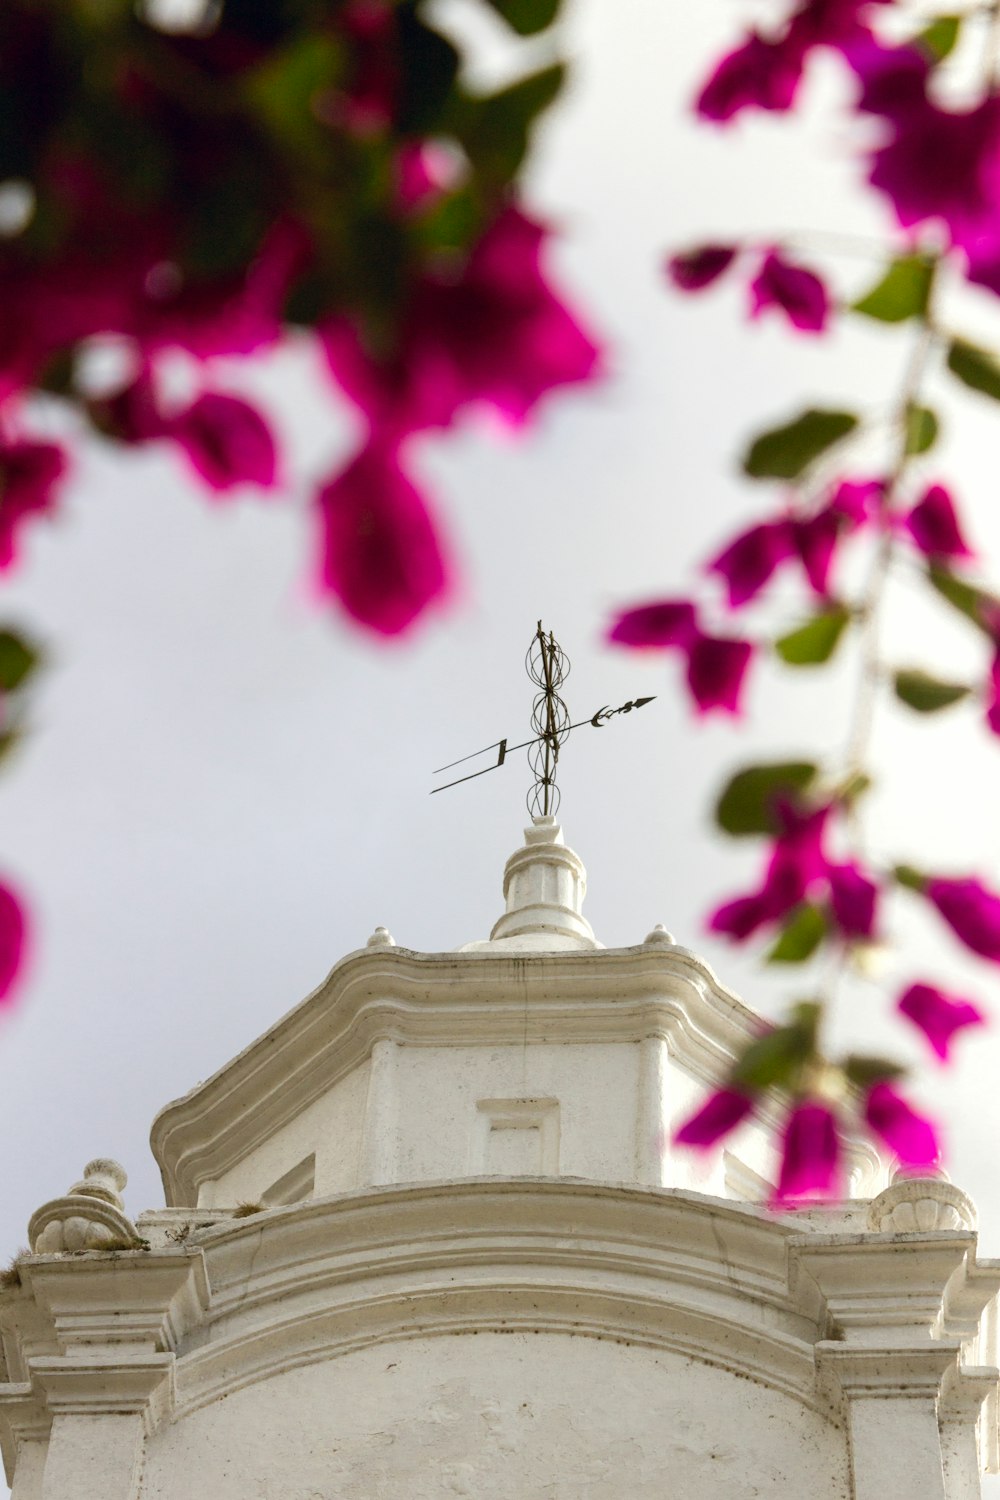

987,652,1000,738
685,632,753,714
667,245,737,292
898,982,985,1062
708,521,796,607
696,32,804,123
864,1081,939,1167
776,1101,840,1200
904,483,974,559
607,600,697,649
709,892,776,942
749,251,829,333
316,443,447,635
324,207,601,436
0,880,25,1004
926,876,1000,962
0,439,67,569
792,510,840,596
172,392,277,492
829,478,884,527
827,861,878,938
674,1087,755,1148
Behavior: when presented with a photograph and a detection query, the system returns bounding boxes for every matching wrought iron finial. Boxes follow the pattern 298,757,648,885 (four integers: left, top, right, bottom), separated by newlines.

430,620,656,805
525,621,570,818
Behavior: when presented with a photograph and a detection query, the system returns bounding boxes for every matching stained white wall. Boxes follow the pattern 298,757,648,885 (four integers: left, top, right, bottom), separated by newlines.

140,1333,852,1500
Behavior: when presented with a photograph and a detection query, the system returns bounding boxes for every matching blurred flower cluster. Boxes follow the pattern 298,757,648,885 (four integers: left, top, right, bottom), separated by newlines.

611,0,1000,1196
0,0,601,1007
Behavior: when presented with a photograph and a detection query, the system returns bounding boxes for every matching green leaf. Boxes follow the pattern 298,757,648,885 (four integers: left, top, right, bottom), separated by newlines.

893,863,927,892
742,408,859,481
893,668,970,713
731,1003,820,1091
775,606,850,666
455,63,565,185
766,904,827,964
838,770,872,806
714,760,818,837
0,630,39,693
245,33,342,153
916,14,962,61
852,255,934,323
927,564,995,632
904,403,939,455
844,1053,907,1088
396,6,461,134
481,0,562,35
946,339,1000,402
0,728,22,765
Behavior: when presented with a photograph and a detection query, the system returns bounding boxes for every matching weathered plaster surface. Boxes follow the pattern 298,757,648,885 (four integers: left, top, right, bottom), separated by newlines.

140,1333,852,1500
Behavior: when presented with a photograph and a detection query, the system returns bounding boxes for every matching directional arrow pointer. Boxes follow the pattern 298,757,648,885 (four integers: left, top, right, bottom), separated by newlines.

431,695,656,794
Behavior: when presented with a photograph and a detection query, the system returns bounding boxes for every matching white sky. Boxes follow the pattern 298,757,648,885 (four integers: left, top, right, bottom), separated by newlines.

5,2,1000,1488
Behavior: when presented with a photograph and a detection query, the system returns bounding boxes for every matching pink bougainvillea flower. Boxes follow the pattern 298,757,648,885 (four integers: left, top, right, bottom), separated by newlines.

606,600,697,648
673,1087,756,1148
323,207,601,438
827,861,878,938
708,478,878,610
864,1081,939,1167
710,803,830,941
749,250,829,333
776,1100,840,1200
608,601,752,716
696,31,806,122
897,981,985,1062
925,875,1000,962
0,880,25,1004
138,219,311,361
848,40,1000,290
171,392,277,492
667,245,737,292
393,142,454,215
697,0,886,125
685,630,753,714
712,805,880,944
316,441,447,635
708,521,796,607
904,483,974,560
88,367,167,446
0,438,67,569
986,651,1000,738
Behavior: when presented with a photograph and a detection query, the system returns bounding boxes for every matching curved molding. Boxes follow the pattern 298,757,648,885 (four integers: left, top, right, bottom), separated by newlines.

149,943,776,1205
168,1180,825,1416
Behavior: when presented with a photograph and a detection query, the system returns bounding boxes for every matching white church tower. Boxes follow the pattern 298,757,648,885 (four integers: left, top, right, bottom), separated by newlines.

1,810,1000,1498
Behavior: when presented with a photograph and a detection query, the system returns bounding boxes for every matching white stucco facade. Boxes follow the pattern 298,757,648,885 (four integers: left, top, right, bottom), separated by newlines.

2,816,999,1498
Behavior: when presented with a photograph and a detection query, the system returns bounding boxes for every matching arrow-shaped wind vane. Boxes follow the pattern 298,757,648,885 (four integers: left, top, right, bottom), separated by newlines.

431,622,656,817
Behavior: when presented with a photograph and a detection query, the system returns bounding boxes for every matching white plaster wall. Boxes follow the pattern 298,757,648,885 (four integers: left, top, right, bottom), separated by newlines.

391,1043,642,1182
199,1061,370,1207
140,1334,851,1499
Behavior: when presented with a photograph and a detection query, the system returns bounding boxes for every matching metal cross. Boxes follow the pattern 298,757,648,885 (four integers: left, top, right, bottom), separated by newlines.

431,621,655,817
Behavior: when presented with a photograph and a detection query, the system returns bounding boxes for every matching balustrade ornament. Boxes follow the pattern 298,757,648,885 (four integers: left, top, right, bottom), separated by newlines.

28,1158,138,1253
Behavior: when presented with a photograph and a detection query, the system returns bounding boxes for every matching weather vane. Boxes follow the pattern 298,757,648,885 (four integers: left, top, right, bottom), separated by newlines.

431,621,655,816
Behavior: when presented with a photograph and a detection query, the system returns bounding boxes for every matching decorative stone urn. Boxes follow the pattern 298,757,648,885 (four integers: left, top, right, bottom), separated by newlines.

28,1159,138,1253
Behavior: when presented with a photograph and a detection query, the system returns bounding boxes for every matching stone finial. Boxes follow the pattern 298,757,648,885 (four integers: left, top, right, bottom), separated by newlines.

367,926,396,948
643,924,677,947
481,817,599,951
28,1159,139,1253
867,1168,977,1234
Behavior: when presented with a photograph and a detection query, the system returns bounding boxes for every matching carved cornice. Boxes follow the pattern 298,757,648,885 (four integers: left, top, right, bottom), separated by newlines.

1,1180,994,1487
148,942,783,1205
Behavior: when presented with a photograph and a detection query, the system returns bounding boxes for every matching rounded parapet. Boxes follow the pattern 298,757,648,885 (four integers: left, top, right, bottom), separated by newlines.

867,1170,977,1234
28,1159,138,1253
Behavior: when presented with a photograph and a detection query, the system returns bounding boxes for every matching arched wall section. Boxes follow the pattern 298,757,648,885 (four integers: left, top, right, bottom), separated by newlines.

140,1331,851,1500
